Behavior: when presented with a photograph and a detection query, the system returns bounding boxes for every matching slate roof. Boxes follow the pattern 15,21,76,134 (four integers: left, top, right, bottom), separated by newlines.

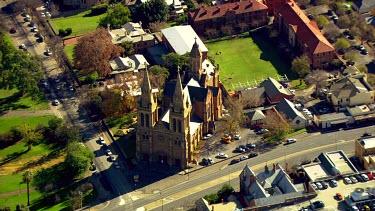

109,54,149,74
330,77,371,99
248,110,265,121
161,26,208,55
354,0,375,13
164,79,209,103
188,0,268,22
275,1,334,54
260,77,292,99
275,98,305,121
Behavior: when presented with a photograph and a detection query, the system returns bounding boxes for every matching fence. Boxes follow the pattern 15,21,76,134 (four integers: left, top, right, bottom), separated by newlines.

230,74,290,91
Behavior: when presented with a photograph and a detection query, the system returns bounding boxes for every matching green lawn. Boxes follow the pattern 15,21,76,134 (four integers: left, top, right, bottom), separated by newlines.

0,189,43,209
0,174,26,194
207,32,291,91
0,115,55,133
50,10,106,37
64,45,76,62
0,89,49,111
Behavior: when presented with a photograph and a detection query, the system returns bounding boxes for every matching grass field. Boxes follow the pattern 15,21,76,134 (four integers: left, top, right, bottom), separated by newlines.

207,32,291,90
64,45,76,62
50,10,106,37
0,89,49,111
0,189,43,209
0,115,55,133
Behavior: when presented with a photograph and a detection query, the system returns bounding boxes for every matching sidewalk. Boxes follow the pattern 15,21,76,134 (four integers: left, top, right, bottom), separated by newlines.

0,109,54,117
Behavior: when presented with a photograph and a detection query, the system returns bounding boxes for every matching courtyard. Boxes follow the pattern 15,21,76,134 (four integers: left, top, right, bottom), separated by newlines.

206,31,292,91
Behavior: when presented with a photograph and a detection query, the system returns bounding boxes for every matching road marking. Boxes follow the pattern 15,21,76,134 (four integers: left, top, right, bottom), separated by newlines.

143,140,354,210
118,196,125,206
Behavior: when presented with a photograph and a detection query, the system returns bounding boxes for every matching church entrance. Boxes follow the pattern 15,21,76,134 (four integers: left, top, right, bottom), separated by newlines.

159,155,168,164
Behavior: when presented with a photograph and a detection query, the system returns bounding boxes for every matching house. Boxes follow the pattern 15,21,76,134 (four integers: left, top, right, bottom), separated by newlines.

260,77,294,104
108,22,155,53
352,0,375,14
275,98,308,129
314,112,350,128
263,0,285,15
161,25,209,59
355,136,375,169
274,0,336,69
188,0,268,35
327,75,375,111
109,54,149,75
239,164,315,210
136,40,223,169
247,109,266,126
62,0,104,9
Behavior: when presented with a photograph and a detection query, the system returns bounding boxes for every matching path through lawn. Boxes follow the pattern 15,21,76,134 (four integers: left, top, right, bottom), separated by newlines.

207,32,291,90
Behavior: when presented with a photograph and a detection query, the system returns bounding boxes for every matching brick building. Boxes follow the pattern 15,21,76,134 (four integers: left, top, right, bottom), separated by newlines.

274,0,336,69
188,0,268,35
136,40,223,169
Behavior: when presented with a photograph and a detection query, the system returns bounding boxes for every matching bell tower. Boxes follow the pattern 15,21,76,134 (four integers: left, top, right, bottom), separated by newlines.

189,38,203,81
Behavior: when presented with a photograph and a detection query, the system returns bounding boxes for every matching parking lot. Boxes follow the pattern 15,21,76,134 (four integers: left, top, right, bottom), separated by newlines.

276,177,375,211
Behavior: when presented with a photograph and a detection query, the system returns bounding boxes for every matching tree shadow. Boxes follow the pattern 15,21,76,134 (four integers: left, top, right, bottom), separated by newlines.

16,150,63,173
0,91,29,111
0,149,28,166
366,62,375,74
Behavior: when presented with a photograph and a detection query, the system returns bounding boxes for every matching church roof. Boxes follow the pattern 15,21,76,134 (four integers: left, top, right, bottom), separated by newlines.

165,80,209,103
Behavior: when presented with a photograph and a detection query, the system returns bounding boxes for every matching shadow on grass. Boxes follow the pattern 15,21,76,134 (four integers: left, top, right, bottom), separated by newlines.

250,30,297,80
0,149,29,166
16,150,63,174
0,91,29,111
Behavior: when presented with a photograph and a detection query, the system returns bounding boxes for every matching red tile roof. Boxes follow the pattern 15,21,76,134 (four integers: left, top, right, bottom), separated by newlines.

188,0,268,22
275,1,334,54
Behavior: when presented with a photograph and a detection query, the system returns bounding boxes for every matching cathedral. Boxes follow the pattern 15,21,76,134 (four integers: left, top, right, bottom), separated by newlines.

136,40,223,169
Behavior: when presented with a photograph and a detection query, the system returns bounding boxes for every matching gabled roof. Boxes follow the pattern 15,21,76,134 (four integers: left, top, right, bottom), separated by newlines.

260,77,292,99
161,25,208,55
164,80,209,103
275,98,305,121
276,1,334,54
248,110,266,121
330,77,372,99
109,54,149,74
188,0,268,22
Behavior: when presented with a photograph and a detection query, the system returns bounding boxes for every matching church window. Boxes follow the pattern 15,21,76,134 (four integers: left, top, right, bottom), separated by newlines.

178,141,181,147
146,114,150,127
178,120,182,133
142,133,149,140
173,119,177,132
141,113,144,127
175,140,178,145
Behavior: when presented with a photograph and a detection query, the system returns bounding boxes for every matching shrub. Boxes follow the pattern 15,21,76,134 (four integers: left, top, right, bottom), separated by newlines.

65,28,72,36
90,4,108,15
58,29,66,36
203,193,219,204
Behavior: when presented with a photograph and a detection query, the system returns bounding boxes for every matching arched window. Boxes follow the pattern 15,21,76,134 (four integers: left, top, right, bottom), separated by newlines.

173,119,177,132
141,113,144,127
146,114,149,127
178,120,182,133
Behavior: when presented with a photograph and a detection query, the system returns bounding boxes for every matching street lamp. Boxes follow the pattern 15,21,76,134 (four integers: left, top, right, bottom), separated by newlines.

78,191,83,209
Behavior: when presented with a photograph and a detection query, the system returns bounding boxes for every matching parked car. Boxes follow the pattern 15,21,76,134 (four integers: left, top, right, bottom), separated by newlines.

207,157,214,165
99,137,105,145
202,134,212,140
285,138,297,144
109,155,116,162
235,147,245,153
249,153,258,158
327,10,334,16
354,174,364,182
332,15,338,21
362,132,372,137
239,155,248,161
336,193,343,200
255,128,268,134
10,27,16,33
352,205,360,211
233,132,241,140
106,149,112,156
239,145,250,151
69,85,74,91
52,99,59,106
46,48,52,56
246,143,256,148
358,45,365,51
362,49,369,55
217,153,228,159
315,182,323,189
40,12,45,18
114,162,120,169
19,44,27,50
350,176,358,184
361,174,369,181
321,181,329,189
344,177,352,184
311,183,317,190
230,159,240,165
311,200,325,209
31,26,38,32
330,180,338,187
307,13,314,19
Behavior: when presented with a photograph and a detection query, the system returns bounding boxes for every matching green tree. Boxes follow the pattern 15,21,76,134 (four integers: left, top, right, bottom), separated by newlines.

343,50,358,62
336,15,351,28
98,4,131,29
357,66,368,73
263,110,292,144
120,41,134,56
162,52,189,79
175,14,188,25
315,15,329,28
22,170,33,206
149,65,170,89
334,38,350,53
64,142,94,178
291,55,311,84
47,117,64,132
297,0,310,7
134,0,169,27
54,124,81,146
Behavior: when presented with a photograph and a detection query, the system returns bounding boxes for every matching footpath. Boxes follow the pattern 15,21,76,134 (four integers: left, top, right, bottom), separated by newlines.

0,110,54,117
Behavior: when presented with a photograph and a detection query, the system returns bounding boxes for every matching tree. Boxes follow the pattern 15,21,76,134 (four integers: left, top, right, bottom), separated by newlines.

47,117,64,132
297,0,310,7
314,0,329,5
98,4,131,29
357,66,368,73
175,14,188,26
54,125,81,146
204,28,219,39
324,23,340,39
22,170,33,206
350,26,361,38
336,15,351,28
241,89,265,108
149,65,169,89
305,70,329,97
74,28,123,77
162,52,189,79
334,38,350,53
221,25,234,36
335,7,346,16
315,15,329,28
120,41,134,56
237,22,249,33
134,0,169,27
291,55,311,84
221,97,247,134
64,142,94,178
148,22,167,33
343,50,358,62
263,110,292,144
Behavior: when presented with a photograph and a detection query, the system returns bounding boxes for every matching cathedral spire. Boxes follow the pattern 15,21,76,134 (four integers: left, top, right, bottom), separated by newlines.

173,67,185,113
140,63,154,107
190,37,201,58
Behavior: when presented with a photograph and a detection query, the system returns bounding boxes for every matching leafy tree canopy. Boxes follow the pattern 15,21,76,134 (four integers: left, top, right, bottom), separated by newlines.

64,142,94,178
98,4,131,29
134,0,169,27
291,55,311,79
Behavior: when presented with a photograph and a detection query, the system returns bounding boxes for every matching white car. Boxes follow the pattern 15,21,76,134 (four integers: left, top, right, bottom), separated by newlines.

46,48,52,56
217,153,228,159
361,174,369,181
203,134,212,140
52,99,59,106
344,177,352,184
114,162,120,169
350,176,358,184
239,155,248,161
40,12,45,18
109,155,116,162
234,132,241,140
19,44,27,50
68,85,74,91
45,12,51,17
311,183,317,189
106,149,112,156
351,206,359,211
315,182,323,189
99,137,105,145
31,27,38,32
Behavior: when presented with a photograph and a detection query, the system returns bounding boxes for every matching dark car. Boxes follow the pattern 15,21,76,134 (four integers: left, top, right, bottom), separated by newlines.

246,143,256,148
362,132,372,137
249,153,258,158
327,10,333,16
311,200,325,209
230,159,240,165
362,49,369,55
202,158,208,165
307,14,314,19
239,145,250,151
354,174,364,182
10,27,16,33
348,35,355,40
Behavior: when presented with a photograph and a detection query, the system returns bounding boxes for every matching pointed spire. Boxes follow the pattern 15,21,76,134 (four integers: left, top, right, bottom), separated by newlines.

140,63,154,107
173,67,185,113
190,37,201,58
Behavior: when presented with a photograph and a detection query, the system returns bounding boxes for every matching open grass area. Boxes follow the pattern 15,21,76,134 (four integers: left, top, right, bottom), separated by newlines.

0,115,55,133
64,45,76,62
0,189,43,209
0,174,26,194
0,89,49,111
207,32,291,91
50,10,106,37
291,79,307,90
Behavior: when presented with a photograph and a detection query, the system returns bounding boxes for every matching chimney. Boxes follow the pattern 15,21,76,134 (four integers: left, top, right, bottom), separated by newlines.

250,174,255,184
273,163,276,171
124,31,127,36
222,199,224,204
